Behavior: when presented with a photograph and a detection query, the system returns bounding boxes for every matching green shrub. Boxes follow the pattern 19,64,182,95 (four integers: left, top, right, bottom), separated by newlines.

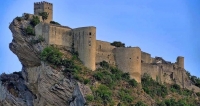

141,73,168,98
30,16,40,27
16,16,22,21
86,95,94,102
50,21,61,25
93,72,104,81
99,61,109,68
122,73,130,81
110,41,125,47
84,79,90,84
24,14,30,20
40,46,63,65
171,84,180,90
118,89,133,103
95,84,112,104
135,101,147,106
128,79,138,87
26,26,34,35
39,12,48,21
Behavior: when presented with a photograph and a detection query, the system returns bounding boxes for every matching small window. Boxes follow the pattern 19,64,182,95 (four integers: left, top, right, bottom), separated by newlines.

130,58,131,59
89,32,91,35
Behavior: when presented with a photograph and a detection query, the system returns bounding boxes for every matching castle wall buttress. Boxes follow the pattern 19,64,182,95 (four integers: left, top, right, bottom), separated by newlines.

114,47,141,83
72,27,96,71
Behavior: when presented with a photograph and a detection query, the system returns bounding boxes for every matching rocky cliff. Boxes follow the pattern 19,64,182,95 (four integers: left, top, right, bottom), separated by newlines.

0,17,88,106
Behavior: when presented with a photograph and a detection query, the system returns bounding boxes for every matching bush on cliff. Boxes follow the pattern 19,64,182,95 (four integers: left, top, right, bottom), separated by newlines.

16,16,22,21
25,26,34,35
94,84,112,105
40,46,63,65
30,16,40,27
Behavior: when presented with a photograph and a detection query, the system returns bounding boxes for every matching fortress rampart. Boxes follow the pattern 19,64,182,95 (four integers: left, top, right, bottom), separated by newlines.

32,2,200,91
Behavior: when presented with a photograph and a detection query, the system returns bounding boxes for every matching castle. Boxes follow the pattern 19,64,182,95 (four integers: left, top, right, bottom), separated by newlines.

23,1,200,92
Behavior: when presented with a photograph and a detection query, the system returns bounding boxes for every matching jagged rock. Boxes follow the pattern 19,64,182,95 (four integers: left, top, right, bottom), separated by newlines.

0,17,87,106
9,19,41,67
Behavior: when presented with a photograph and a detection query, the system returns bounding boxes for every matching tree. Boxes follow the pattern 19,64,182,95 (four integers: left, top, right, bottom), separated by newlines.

110,41,125,47
39,12,48,21
30,16,40,27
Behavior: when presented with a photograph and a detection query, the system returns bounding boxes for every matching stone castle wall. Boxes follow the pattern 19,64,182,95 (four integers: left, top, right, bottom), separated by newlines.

72,27,96,71
33,1,191,85
96,40,116,65
141,51,152,63
35,23,72,50
114,47,141,82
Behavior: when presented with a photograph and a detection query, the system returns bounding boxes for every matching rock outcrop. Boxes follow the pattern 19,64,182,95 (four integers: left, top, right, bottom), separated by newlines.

0,17,87,106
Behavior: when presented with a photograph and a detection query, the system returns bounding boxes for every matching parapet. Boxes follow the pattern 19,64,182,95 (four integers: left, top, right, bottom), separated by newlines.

34,1,53,5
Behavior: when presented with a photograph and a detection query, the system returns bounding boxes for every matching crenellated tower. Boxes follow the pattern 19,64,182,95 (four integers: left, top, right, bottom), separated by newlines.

34,1,53,23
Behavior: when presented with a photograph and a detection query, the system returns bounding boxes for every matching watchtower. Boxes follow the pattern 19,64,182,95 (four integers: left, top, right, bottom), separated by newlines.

177,56,184,69
34,1,53,23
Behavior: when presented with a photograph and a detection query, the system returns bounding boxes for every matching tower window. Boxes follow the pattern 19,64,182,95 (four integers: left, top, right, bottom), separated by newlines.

89,32,91,35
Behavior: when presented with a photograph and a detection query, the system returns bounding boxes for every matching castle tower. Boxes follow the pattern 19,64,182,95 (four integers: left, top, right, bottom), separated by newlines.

177,56,184,69
34,1,53,23
114,47,141,83
72,27,96,71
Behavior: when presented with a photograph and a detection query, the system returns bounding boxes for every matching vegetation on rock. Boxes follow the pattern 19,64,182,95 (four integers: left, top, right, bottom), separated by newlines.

25,26,34,35
30,16,40,27
16,16,22,22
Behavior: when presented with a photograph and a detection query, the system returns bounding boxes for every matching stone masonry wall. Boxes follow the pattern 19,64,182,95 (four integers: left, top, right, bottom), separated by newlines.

72,27,96,71
114,47,141,82
96,40,116,65
49,25,72,49
141,51,152,63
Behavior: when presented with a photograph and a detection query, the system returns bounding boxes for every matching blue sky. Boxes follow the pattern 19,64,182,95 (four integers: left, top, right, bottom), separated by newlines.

0,0,199,77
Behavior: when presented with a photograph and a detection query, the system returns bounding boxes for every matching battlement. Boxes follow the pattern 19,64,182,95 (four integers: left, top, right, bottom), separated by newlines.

34,1,53,23
34,1,53,5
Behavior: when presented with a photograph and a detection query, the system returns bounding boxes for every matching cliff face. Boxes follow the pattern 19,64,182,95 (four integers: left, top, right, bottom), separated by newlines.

0,18,86,106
